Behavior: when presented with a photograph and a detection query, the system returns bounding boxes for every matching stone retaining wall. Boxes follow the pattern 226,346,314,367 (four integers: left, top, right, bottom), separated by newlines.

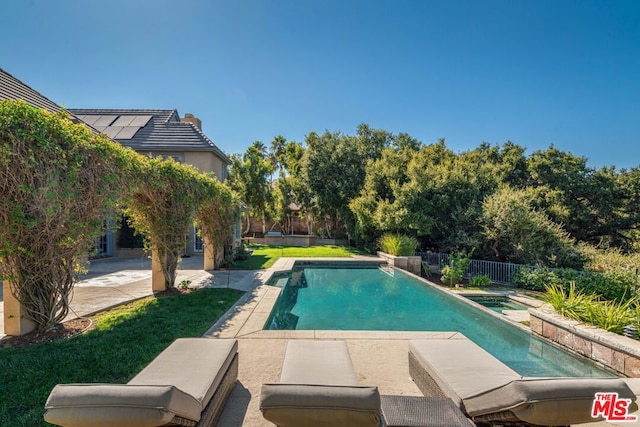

530,308,640,377
377,252,422,275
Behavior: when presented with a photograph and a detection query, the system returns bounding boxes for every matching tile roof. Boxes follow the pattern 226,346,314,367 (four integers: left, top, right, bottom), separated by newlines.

69,108,231,164
0,68,64,113
0,69,230,165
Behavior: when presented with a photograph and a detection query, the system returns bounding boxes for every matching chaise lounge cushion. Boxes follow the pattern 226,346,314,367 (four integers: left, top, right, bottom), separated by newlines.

127,338,238,409
278,339,360,386
409,339,520,408
465,377,637,425
409,338,637,426
44,338,238,427
261,383,381,426
260,340,382,427
44,384,201,427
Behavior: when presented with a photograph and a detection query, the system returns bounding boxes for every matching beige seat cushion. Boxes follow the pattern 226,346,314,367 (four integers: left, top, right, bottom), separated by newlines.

45,338,238,427
409,338,637,425
465,377,637,426
261,383,381,427
279,339,359,386
260,340,382,427
44,384,200,427
128,338,237,408
409,339,519,407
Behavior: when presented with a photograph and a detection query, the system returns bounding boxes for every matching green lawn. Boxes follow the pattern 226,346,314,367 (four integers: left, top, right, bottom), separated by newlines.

232,244,365,269
0,288,243,427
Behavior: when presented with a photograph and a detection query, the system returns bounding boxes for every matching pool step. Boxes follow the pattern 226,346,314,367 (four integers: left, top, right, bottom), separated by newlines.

274,278,289,288
379,266,395,277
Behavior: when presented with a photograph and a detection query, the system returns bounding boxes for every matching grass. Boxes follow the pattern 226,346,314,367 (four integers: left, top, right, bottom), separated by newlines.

232,244,364,269
0,288,243,427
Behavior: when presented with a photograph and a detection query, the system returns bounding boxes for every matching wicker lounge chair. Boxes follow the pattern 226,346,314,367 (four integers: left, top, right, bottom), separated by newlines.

260,339,383,427
409,337,638,426
44,338,238,427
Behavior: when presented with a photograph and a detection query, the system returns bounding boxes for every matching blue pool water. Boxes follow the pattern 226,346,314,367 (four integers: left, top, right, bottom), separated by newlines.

463,295,529,313
265,266,615,378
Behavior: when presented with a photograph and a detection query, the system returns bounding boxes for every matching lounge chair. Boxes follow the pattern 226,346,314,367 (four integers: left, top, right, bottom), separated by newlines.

409,337,638,426
44,338,238,427
260,339,383,427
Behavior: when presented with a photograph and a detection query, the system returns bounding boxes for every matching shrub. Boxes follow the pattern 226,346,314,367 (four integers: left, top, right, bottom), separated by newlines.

544,283,637,335
441,253,470,286
378,233,418,256
469,275,491,287
514,267,560,292
515,266,634,301
421,262,432,277
544,282,596,320
584,299,636,335
233,242,250,261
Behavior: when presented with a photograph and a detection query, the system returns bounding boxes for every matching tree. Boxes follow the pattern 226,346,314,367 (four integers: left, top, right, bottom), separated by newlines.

352,139,500,253
0,100,137,329
227,141,273,234
481,187,584,268
616,167,640,250
526,146,595,242
269,135,287,179
301,124,389,240
269,176,295,234
350,141,421,247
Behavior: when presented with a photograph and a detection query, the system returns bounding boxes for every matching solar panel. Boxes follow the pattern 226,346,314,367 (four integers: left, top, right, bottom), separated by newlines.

94,126,107,132
113,126,141,140
111,116,135,127
81,115,102,126
103,126,123,138
93,115,118,127
129,115,152,127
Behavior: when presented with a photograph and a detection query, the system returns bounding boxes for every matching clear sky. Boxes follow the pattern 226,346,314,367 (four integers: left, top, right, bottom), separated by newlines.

1,0,639,169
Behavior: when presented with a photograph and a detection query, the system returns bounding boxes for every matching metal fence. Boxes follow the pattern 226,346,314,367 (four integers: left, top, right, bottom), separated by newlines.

417,252,530,286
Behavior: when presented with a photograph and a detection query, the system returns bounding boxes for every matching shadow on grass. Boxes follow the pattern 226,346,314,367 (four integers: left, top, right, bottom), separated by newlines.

0,288,243,427
231,254,271,270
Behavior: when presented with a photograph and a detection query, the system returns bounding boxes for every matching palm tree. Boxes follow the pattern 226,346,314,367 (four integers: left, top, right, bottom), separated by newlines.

269,135,287,179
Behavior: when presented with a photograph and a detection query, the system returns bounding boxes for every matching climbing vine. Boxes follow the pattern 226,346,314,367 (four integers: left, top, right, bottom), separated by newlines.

0,100,140,329
125,157,212,288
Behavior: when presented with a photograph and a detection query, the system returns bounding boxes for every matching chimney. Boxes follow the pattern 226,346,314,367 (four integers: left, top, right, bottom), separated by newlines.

181,113,202,130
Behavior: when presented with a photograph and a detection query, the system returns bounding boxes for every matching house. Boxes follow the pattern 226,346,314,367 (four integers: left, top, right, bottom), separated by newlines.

0,68,65,114
68,109,233,257
0,68,237,259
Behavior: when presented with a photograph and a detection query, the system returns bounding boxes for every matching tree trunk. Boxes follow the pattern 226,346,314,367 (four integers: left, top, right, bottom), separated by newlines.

325,219,333,239
243,214,251,235
307,214,313,235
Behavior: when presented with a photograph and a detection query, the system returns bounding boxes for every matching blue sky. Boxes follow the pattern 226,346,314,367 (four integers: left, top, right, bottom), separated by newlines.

1,0,639,169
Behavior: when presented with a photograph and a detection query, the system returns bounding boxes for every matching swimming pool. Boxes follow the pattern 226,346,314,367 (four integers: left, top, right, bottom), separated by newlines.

265,265,614,378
